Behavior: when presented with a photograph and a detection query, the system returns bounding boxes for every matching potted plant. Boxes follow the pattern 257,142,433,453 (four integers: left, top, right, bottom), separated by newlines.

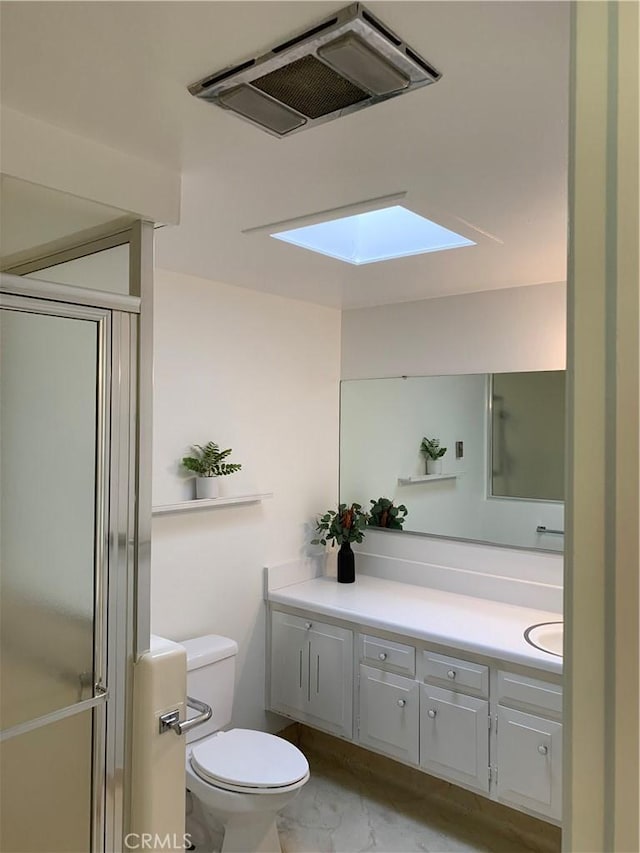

421,437,447,475
181,441,242,499
368,497,408,530
311,503,369,584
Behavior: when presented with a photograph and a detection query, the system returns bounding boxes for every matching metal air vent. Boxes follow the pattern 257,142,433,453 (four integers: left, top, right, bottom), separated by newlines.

188,3,441,138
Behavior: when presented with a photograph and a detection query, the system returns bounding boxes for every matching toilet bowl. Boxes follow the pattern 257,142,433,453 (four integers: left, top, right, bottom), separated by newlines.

185,729,309,853
178,635,309,853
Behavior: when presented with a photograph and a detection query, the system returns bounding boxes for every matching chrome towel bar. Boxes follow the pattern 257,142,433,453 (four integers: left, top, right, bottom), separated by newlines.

536,525,564,535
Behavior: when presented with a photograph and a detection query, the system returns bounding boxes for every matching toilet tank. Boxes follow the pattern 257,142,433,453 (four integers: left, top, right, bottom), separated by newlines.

180,635,238,743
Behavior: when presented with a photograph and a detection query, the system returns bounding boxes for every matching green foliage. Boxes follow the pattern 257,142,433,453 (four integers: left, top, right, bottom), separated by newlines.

420,437,447,460
181,441,242,478
368,497,408,530
311,503,369,547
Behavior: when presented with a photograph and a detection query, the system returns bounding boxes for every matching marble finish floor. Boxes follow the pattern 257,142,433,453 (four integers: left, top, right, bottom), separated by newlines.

186,749,561,853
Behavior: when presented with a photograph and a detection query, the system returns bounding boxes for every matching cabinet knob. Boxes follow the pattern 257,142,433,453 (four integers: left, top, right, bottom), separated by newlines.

304,622,312,630
378,652,388,661
397,698,406,708
447,670,457,680
427,709,437,719
538,744,549,756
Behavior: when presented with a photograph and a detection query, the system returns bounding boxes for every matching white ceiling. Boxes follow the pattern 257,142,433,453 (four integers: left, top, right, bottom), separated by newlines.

0,1,570,308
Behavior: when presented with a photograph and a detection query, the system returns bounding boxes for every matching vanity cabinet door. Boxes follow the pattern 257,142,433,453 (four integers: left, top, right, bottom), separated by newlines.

358,665,419,764
496,706,562,820
270,611,311,719
270,612,353,739
420,685,489,793
308,622,353,739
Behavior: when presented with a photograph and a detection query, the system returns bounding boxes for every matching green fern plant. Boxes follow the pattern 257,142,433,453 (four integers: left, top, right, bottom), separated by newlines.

368,497,408,530
181,442,242,478
420,437,447,460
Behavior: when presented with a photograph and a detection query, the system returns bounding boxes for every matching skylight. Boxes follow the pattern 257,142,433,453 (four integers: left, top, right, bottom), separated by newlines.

271,205,475,265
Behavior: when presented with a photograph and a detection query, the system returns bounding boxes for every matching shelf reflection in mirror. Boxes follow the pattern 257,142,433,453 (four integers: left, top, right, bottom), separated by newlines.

340,372,565,552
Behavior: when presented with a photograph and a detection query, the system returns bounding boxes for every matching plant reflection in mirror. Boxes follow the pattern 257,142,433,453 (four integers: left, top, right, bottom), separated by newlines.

368,497,408,530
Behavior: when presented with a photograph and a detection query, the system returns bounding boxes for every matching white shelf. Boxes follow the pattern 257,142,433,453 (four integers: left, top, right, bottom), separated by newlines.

397,474,459,485
152,493,273,515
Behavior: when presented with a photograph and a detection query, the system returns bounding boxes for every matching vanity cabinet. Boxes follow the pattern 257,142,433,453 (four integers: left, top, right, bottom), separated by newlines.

268,607,562,824
357,665,419,764
270,611,353,738
420,685,490,793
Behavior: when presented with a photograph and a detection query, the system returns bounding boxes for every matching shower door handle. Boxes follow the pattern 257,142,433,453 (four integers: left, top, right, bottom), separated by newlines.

159,696,212,736
1,686,110,743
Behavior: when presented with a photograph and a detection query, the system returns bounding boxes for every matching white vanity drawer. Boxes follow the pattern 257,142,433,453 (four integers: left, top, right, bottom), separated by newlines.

361,635,416,676
423,651,489,698
497,671,562,717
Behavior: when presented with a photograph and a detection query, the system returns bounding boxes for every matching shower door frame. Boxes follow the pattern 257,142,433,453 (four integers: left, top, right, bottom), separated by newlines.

0,269,142,853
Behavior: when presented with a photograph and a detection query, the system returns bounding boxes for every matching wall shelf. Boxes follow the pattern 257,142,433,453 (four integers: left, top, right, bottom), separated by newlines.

152,493,273,515
397,474,459,486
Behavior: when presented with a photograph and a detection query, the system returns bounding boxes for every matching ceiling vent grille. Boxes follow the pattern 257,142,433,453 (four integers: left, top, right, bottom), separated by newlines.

188,3,441,138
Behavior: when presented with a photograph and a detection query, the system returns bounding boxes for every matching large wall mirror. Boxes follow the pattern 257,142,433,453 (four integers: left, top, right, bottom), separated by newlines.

340,371,565,552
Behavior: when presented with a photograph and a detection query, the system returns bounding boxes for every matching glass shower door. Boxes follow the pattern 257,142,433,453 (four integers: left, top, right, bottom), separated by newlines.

0,295,110,853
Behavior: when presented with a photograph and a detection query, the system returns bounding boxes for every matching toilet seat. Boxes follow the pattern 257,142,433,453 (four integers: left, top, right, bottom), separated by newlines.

190,728,309,793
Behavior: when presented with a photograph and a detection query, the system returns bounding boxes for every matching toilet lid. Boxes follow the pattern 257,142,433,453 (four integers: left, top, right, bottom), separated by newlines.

190,729,309,790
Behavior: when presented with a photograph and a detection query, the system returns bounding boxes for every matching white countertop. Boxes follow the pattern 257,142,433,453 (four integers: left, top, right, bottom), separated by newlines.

269,574,562,675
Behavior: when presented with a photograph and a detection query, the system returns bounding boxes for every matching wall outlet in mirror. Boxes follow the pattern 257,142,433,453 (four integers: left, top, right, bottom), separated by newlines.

455,440,464,459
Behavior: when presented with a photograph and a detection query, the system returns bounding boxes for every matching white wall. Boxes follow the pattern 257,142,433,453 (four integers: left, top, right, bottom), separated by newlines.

341,281,566,380
151,269,340,733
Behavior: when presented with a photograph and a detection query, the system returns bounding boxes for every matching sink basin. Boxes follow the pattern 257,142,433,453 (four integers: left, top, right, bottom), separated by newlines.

524,621,563,657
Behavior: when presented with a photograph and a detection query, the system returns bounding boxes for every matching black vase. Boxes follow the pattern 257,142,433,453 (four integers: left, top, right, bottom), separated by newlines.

337,541,355,584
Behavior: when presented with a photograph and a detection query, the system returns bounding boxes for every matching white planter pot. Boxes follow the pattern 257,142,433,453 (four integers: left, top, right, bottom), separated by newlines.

196,477,219,499
426,458,443,475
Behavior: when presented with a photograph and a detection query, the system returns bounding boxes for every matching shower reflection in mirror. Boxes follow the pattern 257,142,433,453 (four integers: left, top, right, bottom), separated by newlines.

489,371,565,503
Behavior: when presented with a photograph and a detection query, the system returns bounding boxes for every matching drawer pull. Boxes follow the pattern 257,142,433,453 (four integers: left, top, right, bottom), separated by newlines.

304,622,313,630
447,669,457,680
427,709,437,719
538,744,549,756
397,698,406,708
378,652,388,661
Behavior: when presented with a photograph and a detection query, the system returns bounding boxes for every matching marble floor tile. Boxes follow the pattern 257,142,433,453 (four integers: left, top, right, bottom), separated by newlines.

186,749,561,853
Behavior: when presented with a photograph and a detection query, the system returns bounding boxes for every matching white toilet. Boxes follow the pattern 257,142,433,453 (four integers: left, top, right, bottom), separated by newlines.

180,635,309,853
